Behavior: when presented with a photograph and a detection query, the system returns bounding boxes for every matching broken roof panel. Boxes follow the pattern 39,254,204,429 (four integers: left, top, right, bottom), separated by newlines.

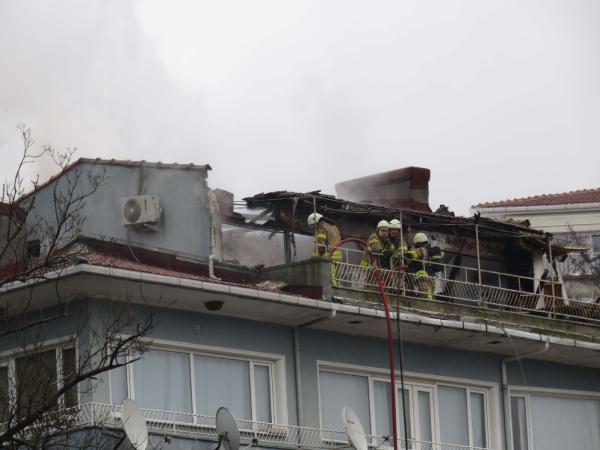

243,190,547,243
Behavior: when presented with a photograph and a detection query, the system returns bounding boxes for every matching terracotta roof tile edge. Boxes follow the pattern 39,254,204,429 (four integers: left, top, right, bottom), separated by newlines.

472,187,600,208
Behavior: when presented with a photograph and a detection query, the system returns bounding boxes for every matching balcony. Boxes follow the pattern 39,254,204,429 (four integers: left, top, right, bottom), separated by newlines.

68,402,491,450
331,257,600,326
255,244,600,338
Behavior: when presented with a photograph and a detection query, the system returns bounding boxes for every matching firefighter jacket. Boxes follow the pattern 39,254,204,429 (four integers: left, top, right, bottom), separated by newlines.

406,245,442,277
361,232,394,269
390,237,409,267
315,221,342,261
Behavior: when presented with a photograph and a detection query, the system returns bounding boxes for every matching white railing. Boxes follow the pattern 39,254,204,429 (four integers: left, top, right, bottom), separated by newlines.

330,247,600,326
65,403,491,450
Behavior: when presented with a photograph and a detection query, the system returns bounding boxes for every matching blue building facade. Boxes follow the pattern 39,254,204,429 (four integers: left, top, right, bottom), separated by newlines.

1,159,599,450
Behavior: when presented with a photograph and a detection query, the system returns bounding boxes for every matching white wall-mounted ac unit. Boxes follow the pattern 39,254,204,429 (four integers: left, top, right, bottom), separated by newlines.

121,195,161,228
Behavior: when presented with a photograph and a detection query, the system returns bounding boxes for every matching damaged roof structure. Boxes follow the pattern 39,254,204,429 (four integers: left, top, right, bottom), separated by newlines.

1,158,600,450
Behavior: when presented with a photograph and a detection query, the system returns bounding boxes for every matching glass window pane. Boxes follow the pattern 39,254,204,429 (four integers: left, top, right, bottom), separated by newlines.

16,349,57,418
418,391,432,443
109,347,128,404
470,392,486,448
0,366,8,422
592,235,600,253
397,388,412,448
132,349,192,419
62,348,77,407
529,395,600,450
373,381,393,437
318,371,371,434
110,364,128,404
438,385,468,446
254,365,271,422
510,396,529,450
195,355,251,420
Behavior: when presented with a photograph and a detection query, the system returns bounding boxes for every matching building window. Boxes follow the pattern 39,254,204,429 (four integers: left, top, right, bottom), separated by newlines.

319,371,371,439
110,345,279,424
318,368,490,448
132,349,193,417
0,343,77,420
510,396,529,450
0,365,9,422
592,235,600,255
510,393,600,450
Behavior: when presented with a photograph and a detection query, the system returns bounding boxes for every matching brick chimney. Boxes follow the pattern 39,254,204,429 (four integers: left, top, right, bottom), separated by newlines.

334,167,431,212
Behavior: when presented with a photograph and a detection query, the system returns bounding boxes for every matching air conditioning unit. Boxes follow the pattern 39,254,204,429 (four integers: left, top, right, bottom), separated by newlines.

121,195,161,228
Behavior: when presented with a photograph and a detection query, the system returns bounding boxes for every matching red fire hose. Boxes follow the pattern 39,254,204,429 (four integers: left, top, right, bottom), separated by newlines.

329,238,399,450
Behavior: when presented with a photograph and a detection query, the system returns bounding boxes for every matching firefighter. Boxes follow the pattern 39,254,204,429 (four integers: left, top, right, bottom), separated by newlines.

406,232,443,299
307,212,343,285
389,219,408,259
360,220,394,269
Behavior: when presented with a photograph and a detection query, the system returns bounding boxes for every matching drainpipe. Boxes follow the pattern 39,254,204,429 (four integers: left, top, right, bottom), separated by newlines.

501,342,550,450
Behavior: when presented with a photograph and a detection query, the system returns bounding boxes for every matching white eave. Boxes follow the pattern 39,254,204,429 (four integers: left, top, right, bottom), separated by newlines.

473,202,600,215
2,263,600,368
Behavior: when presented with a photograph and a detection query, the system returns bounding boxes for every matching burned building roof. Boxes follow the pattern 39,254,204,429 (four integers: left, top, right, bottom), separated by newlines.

243,190,548,246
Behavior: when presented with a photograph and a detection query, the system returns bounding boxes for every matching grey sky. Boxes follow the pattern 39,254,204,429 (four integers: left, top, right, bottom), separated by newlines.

1,0,599,215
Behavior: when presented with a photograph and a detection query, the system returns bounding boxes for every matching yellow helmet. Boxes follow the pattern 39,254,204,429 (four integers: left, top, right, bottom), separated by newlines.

413,232,429,245
377,220,390,230
307,213,323,226
389,219,401,229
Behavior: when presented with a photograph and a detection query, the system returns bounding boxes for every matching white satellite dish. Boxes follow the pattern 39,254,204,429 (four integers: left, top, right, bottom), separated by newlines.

343,407,368,450
216,407,241,450
121,399,149,450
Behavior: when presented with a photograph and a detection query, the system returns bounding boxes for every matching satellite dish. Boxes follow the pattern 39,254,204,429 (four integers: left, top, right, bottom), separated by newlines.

343,407,368,450
121,399,149,450
216,407,240,450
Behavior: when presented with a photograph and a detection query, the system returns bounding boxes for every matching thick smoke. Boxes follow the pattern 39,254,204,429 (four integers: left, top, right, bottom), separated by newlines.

1,1,600,215
0,0,208,184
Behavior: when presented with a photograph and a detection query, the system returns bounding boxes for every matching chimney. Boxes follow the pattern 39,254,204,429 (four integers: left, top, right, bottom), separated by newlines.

335,167,431,212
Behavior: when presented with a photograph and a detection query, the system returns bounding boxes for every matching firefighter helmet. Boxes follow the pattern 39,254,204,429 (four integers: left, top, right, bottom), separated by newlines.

377,220,390,230
413,232,429,245
389,219,401,229
307,213,323,226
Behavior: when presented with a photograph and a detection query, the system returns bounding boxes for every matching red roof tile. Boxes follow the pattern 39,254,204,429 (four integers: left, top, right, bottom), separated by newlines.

473,188,600,209
1,238,324,299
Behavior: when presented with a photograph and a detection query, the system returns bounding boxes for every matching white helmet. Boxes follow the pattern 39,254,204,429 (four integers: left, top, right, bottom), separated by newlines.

377,220,390,230
307,212,323,226
389,219,401,229
413,232,429,245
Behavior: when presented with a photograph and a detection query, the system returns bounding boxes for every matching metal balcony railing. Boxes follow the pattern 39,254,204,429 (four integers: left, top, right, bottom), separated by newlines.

330,248,600,326
56,403,491,450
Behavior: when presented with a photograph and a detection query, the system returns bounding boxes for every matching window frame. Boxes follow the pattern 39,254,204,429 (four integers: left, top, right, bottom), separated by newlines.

433,384,489,448
591,234,600,255
317,361,497,449
109,338,287,425
509,393,532,450
509,386,600,450
0,336,79,414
